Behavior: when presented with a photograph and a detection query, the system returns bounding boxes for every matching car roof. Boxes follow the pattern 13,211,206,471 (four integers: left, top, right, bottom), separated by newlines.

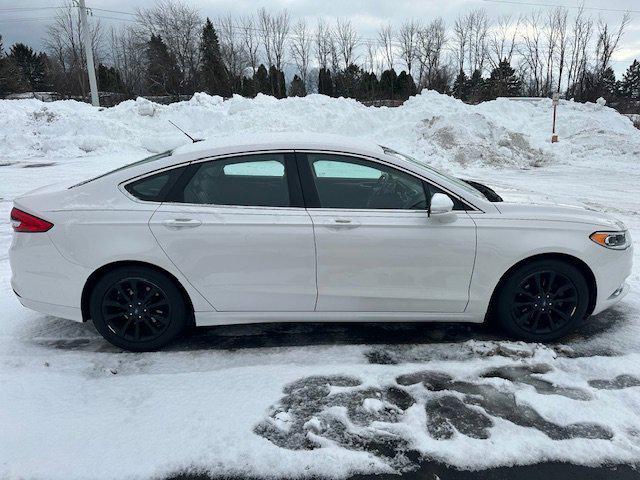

171,132,385,159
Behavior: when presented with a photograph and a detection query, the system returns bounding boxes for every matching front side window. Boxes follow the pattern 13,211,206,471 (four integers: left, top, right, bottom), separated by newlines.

306,154,426,210
179,154,290,207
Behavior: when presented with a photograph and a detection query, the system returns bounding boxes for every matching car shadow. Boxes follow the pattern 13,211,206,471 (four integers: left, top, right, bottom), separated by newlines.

25,304,631,355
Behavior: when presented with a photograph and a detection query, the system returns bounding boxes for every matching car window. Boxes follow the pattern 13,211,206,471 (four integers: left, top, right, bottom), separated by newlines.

306,154,426,210
124,167,185,202
179,154,290,207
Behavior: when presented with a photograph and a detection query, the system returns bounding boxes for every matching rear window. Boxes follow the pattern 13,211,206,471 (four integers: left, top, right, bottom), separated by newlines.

70,150,173,188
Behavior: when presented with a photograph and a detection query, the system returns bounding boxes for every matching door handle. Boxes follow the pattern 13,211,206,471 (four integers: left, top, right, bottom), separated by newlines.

162,218,202,229
327,218,360,230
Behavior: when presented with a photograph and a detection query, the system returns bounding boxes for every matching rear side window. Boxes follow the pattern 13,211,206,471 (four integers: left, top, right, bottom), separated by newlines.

177,154,291,207
124,168,182,202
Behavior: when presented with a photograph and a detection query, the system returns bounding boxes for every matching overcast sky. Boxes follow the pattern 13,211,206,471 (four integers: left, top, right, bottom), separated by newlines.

1,0,639,76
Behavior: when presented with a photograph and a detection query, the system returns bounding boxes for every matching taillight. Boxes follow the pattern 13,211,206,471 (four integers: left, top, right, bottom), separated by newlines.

10,208,53,232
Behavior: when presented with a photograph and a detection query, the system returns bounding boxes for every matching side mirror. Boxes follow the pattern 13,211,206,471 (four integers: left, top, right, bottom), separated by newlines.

429,193,454,216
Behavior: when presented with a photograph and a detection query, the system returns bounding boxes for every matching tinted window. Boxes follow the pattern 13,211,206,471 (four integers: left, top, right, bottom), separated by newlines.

307,154,426,210
125,170,175,202
180,154,290,207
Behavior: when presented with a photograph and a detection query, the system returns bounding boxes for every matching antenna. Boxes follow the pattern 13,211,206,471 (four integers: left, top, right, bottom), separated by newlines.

168,120,203,143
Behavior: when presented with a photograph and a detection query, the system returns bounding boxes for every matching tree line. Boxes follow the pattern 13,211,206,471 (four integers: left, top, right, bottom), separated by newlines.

0,0,638,106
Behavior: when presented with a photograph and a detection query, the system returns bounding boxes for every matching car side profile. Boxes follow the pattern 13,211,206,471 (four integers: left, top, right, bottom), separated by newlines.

9,133,632,351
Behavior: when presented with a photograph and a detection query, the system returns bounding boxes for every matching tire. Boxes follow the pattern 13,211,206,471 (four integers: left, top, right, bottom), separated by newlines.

89,266,188,351
496,259,590,342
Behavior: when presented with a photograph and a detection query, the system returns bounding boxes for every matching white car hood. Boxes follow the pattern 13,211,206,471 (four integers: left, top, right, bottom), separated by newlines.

495,202,626,230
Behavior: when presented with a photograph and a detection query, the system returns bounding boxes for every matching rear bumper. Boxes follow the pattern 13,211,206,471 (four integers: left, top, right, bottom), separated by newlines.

9,231,87,322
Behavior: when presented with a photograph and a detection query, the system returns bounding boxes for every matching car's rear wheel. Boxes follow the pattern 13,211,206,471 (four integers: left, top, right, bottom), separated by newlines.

89,266,188,351
496,259,590,342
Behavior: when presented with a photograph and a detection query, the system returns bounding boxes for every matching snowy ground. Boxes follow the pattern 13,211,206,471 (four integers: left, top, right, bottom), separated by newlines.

1,92,640,479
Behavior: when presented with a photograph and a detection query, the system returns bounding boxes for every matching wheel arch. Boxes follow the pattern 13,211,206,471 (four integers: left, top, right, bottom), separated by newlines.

81,260,195,326
486,252,597,322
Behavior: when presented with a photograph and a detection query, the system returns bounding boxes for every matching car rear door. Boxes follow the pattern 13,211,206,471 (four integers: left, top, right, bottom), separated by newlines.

149,152,317,312
297,151,477,313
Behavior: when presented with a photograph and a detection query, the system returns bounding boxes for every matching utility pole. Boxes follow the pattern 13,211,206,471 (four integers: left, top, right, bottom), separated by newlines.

77,0,99,106
551,92,559,143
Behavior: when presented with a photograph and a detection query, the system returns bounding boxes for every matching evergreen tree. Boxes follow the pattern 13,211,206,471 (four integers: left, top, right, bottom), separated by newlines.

254,64,270,95
289,74,306,97
268,65,286,98
452,70,469,100
360,71,378,100
97,64,123,92
0,36,28,96
396,71,416,99
9,43,46,91
466,69,486,103
379,68,397,99
199,18,231,97
240,75,256,97
334,64,362,98
620,60,640,99
318,68,334,96
600,67,617,98
146,34,181,96
486,59,522,100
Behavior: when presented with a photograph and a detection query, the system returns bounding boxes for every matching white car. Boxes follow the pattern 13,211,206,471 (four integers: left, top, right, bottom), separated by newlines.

9,133,632,351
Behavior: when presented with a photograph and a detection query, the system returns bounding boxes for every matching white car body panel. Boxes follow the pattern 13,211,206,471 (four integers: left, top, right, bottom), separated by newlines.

9,132,632,328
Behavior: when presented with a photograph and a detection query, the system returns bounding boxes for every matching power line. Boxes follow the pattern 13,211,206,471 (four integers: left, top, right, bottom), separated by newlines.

479,0,640,14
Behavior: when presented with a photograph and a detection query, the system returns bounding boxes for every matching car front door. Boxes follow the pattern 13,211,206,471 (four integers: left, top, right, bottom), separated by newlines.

297,152,477,313
149,152,317,312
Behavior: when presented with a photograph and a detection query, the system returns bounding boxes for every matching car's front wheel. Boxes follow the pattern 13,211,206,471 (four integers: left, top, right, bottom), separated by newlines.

89,266,188,351
496,259,590,342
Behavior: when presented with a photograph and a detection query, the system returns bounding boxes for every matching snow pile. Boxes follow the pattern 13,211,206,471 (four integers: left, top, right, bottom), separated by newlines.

1,90,638,173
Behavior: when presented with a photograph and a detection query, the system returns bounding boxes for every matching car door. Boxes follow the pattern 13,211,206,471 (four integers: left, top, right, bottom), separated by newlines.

297,152,477,313
149,152,317,312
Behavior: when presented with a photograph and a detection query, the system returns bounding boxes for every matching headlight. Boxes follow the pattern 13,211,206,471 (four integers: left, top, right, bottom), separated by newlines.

590,231,629,250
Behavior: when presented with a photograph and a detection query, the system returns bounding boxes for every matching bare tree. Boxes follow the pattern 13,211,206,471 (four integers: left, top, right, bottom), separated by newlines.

565,6,593,95
218,14,246,90
417,18,447,89
290,19,312,88
257,8,290,71
552,9,569,93
488,15,519,68
398,19,421,76
520,11,544,95
136,0,202,92
239,15,260,75
468,9,489,74
452,13,469,74
108,25,146,95
364,38,379,73
45,1,103,98
594,12,631,77
315,18,332,70
334,18,359,68
377,23,395,70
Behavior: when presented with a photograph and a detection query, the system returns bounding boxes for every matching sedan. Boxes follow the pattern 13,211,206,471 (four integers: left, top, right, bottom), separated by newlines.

9,133,633,351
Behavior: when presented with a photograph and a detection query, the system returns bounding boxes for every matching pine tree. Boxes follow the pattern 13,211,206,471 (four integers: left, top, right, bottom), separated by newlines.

289,74,306,97
620,60,640,99
600,67,617,98
146,34,181,96
199,18,231,97
486,59,522,100
379,68,397,100
254,64,270,95
452,70,469,100
9,43,46,91
466,69,486,103
318,68,334,96
268,65,286,98
396,71,416,99
240,76,256,97
0,36,28,96
97,64,123,93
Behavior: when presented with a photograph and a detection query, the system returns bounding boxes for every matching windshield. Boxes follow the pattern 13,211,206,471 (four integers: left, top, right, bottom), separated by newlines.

381,146,486,200
70,150,173,188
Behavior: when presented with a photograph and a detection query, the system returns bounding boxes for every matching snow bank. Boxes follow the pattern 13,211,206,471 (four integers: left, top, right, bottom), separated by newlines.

1,91,638,172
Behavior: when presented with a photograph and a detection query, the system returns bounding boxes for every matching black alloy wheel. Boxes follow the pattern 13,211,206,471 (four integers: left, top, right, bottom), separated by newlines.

496,260,589,342
90,266,188,351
